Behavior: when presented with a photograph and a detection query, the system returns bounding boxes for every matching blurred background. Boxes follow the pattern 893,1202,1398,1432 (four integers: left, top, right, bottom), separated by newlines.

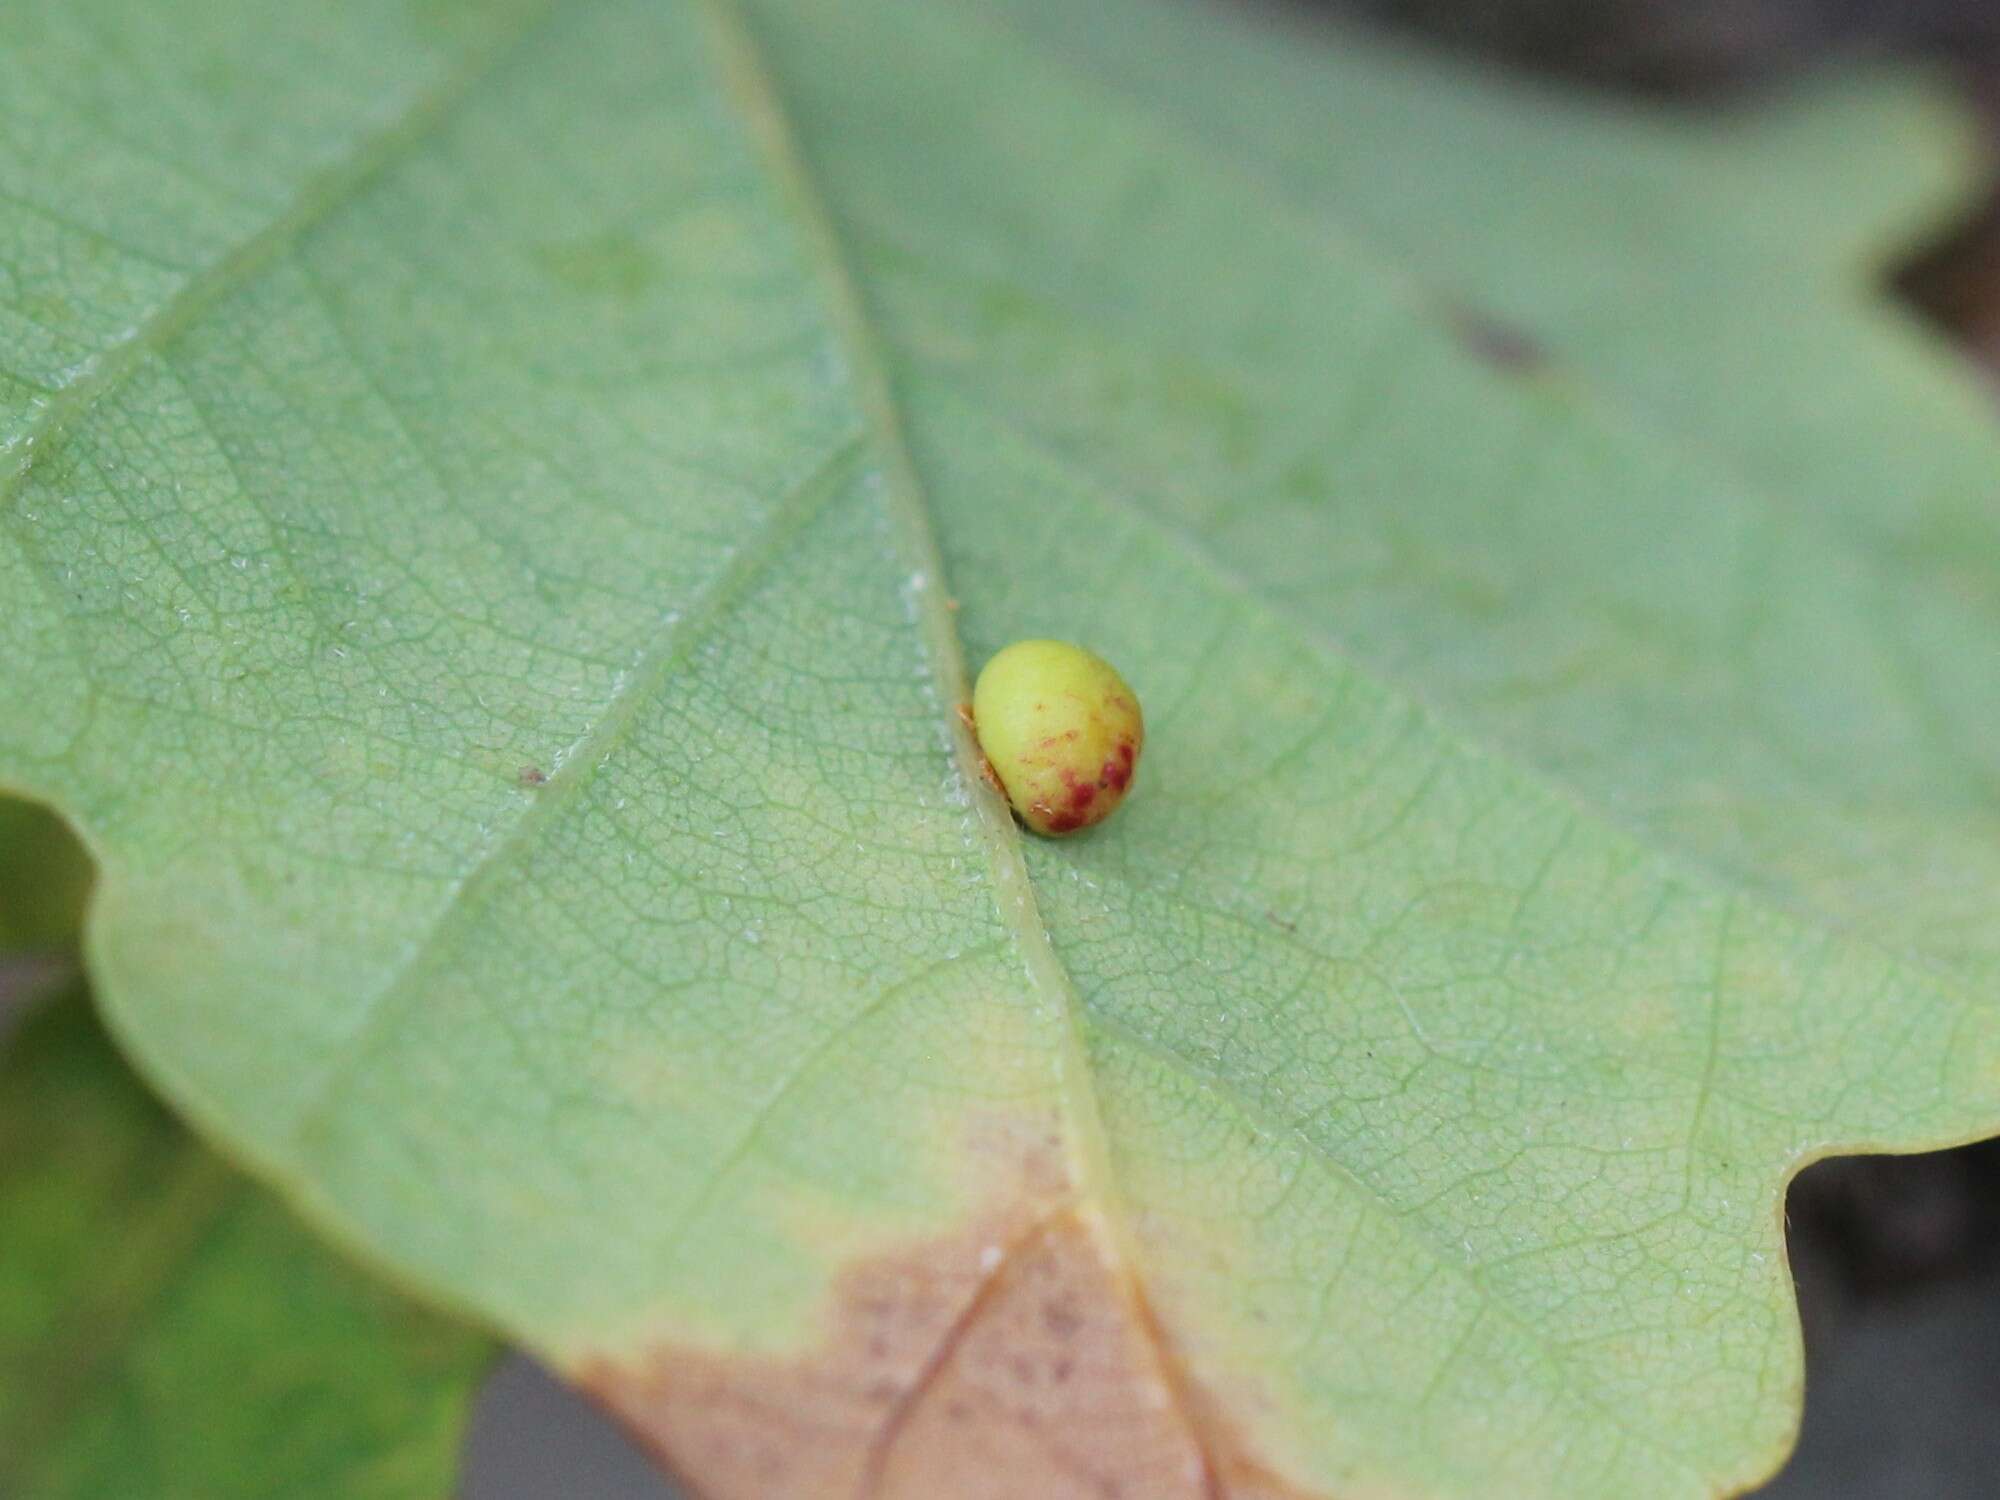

1326,0,2000,89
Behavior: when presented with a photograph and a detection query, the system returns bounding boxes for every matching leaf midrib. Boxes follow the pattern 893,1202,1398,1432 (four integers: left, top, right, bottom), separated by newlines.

687,4,1243,1487
1079,1005,1718,1485
3,0,1123,1302
689,0,1134,1212
684,7,1715,1490
927,359,1991,1005
833,21,2000,986
840,4,2000,1002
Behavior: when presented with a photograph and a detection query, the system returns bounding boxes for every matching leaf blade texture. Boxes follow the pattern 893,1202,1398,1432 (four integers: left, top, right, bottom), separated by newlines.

2,1,1998,1496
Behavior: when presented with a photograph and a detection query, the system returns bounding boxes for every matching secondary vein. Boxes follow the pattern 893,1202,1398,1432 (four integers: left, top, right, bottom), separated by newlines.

0,0,559,510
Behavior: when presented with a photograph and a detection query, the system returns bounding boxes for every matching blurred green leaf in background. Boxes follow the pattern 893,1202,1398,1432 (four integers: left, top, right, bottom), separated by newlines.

0,804,493,1498
0,984,493,1499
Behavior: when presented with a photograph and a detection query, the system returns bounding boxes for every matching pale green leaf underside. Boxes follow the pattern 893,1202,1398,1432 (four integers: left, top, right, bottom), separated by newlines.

2,1,1997,1496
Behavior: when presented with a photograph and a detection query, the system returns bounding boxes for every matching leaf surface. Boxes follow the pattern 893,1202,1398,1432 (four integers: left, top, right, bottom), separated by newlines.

2,2,1998,1497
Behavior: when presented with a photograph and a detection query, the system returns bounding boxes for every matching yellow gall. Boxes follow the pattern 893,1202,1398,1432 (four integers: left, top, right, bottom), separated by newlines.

970,639,1143,837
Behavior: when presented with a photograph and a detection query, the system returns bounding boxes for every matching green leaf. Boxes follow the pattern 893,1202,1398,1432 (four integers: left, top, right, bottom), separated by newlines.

968,0,2000,970
0,817,489,1498
0,798,92,958
1,2,1996,1497
0,988,493,1498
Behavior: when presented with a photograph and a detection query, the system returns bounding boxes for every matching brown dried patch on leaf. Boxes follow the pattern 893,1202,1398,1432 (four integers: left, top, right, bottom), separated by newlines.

576,1199,1326,1500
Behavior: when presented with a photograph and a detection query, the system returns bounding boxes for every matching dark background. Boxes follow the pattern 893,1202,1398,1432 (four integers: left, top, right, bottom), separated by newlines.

1335,0,2000,89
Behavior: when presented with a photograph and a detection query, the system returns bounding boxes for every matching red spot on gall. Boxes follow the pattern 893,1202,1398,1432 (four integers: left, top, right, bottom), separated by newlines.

1100,740,1135,793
